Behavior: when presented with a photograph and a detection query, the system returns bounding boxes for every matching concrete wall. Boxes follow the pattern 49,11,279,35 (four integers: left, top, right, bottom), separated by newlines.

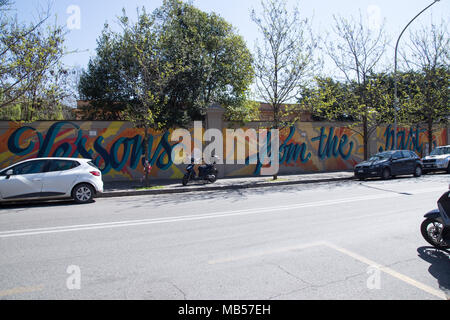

0,111,447,181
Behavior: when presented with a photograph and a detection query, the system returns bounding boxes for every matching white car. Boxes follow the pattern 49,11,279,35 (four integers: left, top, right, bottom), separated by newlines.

0,158,103,204
422,146,450,174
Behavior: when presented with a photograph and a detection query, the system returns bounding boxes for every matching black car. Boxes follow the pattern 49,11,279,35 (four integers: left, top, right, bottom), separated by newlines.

354,150,423,180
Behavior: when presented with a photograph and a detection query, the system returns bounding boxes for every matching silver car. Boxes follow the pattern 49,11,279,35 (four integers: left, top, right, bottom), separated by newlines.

0,158,103,204
422,145,450,174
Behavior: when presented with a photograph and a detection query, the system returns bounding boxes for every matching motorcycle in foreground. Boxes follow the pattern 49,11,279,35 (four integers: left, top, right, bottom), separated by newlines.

182,157,219,186
421,186,450,250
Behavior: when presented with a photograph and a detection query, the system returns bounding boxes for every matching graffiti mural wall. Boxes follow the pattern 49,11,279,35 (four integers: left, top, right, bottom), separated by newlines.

221,124,363,177
376,125,448,155
0,121,447,181
0,121,183,181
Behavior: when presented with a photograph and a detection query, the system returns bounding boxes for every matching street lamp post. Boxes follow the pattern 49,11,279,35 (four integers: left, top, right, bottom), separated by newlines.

393,0,440,150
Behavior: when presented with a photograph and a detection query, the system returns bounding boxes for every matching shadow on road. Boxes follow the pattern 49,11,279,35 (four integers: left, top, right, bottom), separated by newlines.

110,179,351,210
0,199,95,211
417,247,450,299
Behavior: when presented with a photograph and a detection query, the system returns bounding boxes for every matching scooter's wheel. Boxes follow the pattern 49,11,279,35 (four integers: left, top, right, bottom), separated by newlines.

421,218,450,249
182,175,190,186
208,175,217,183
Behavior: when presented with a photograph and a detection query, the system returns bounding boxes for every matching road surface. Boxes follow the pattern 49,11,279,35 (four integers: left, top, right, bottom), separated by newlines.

0,174,449,300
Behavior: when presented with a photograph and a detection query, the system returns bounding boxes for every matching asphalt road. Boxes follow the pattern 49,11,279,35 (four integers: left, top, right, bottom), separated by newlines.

0,174,449,300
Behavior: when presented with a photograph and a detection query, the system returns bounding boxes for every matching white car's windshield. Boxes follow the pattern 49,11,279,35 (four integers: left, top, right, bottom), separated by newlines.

430,147,450,156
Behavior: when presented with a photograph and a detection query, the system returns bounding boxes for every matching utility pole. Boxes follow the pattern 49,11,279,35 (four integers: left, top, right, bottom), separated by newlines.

393,0,441,150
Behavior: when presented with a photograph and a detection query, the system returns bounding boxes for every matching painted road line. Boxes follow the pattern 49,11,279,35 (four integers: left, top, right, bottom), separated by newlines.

322,242,448,300
209,241,448,300
0,188,440,238
0,193,402,238
208,242,325,265
0,285,44,298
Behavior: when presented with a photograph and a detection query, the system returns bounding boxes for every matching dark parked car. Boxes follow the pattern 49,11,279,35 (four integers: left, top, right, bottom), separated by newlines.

354,150,423,180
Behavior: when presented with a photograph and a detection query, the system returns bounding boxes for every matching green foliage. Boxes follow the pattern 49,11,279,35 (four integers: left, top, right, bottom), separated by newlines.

303,74,395,129
400,67,449,125
0,103,21,120
156,0,255,125
298,77,355,122
78,0,255,127
118,7,174,131
0,1,70,121
224,98,260,126
78,23,136,120
302,68,449,147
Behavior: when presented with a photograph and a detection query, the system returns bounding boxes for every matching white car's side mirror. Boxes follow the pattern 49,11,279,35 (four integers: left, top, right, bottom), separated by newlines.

5,169,13,177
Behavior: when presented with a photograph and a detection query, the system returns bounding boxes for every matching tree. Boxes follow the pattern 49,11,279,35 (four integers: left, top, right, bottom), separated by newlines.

400,21,449,153
325,13,389,160
119,8,181,187
251,0,318,179
0,1,67,117
78,24,134,120
155,0,255,127
298,77,355,122
78,0,256,184
306,73,395,142
251,0,317,128
78,0,255,126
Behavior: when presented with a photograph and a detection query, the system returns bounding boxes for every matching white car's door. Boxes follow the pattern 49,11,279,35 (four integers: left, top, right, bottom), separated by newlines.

0,160,47,200
41,160,80,196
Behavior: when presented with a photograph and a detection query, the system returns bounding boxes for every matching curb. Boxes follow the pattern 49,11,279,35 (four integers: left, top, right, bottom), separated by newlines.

98,176,354,199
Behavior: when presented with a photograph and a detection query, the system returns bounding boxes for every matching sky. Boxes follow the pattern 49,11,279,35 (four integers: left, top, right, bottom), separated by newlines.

10,0,450,77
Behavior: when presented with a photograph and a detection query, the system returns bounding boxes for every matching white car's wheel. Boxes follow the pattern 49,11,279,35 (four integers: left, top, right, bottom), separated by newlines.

72,184,94,204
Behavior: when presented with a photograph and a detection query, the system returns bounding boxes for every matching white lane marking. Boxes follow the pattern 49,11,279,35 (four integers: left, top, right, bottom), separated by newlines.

0,187,443,238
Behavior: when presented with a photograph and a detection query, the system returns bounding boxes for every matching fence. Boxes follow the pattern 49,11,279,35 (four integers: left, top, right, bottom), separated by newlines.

0,109,448,181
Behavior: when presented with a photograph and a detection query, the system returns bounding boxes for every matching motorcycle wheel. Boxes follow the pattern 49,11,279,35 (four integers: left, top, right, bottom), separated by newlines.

182,175,190,186
420,218,450,249
208,175,217,183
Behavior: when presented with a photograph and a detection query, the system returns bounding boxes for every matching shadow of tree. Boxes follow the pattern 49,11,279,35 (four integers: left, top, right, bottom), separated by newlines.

417,247,450,299
0,199,95,210
106,180,351,210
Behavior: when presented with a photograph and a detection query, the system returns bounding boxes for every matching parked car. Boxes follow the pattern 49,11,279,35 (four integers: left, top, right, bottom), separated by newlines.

422,145,450,174
354,150,423,180
0,158,103,204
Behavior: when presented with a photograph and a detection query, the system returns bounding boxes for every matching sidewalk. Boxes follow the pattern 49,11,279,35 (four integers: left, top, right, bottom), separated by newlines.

99,171,355,198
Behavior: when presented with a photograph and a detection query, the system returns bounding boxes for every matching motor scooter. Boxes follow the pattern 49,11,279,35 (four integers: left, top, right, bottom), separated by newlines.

182,157,219,186
421,186,450,249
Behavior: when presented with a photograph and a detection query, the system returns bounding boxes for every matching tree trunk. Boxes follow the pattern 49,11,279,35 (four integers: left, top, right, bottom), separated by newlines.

273,105,279,181
427,119,433,155
363,114,369,160
143,127,150,187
